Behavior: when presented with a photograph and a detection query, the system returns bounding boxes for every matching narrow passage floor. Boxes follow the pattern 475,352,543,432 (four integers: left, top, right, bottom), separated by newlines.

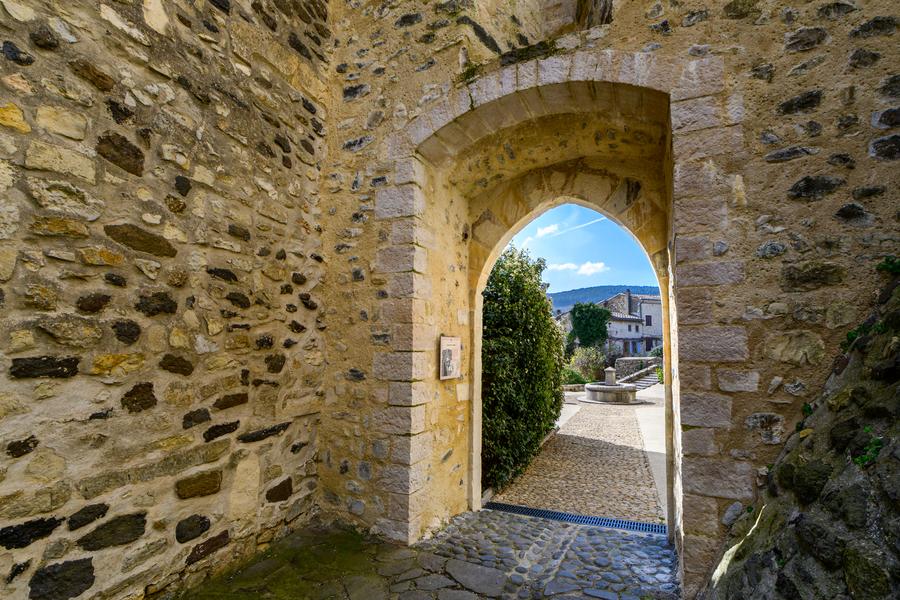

186,509,679,599
493,386,665,524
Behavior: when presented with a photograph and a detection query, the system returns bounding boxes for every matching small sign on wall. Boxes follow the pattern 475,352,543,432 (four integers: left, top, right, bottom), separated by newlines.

439,336,462,380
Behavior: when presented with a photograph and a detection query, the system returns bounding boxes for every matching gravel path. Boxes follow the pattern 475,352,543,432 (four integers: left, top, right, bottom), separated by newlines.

493,401,664,523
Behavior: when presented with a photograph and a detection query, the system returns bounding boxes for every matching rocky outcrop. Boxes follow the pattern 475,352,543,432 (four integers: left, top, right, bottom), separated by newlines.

705,274,900,599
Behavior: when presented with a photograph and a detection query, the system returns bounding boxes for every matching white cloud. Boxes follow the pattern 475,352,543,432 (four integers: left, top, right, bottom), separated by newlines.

536,224,559,238
547,262,578,271
519,236,534,248
576,261,610,276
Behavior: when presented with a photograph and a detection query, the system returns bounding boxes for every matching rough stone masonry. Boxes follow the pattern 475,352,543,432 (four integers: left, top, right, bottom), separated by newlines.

0,1,897,599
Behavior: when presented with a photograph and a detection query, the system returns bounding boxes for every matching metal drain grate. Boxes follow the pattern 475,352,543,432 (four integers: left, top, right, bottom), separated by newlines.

484,502,668,535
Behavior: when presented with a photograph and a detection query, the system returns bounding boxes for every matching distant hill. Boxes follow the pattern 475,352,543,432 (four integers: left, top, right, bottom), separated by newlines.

547,285,660,314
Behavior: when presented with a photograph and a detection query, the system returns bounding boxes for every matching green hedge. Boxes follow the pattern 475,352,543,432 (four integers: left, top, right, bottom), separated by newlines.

481,248,565,491
563,367,587,385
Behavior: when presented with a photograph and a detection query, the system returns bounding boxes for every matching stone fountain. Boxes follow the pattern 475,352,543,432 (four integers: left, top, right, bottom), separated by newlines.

585,366,638,404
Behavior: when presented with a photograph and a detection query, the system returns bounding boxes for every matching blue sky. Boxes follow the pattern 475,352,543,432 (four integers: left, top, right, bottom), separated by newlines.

508,204,658,293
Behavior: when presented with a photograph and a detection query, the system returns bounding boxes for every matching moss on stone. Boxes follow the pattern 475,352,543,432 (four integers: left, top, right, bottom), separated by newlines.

181,526,382,599
499,40,558,66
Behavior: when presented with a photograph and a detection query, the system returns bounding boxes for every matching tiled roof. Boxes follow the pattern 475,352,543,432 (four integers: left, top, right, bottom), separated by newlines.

610,312,642,321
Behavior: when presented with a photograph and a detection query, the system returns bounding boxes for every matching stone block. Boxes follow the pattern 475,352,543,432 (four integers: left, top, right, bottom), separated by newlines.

671,96,722,133
385,131,414,160
516,59,538,90
679,326,749,362
681,392,733,428
674,125,745,161
373,352,430,381
764,330,825,366
468,70,502,107
394,158,425,185
537,55,572,86
375,185,424,220
682,534,721,573
678,261,744,286
391,219,434,247
406,115,433,147
380,298,420,324
675,236,711,262
673,197,728,233
672,56,726,101
374,405,426,435
717,369,760,392
683,458,754,499
25,141,95,183
423,98,454,136
386,489,431,521
0,101,30,133
498,64,517,96
373,245,426,274
36,106,88,140
682,428,718,455
390,323,435,352
673,161,731,199
377,461,429,494
388,381,431,406
388,272,432,299
571,50,599,81
682,494,720,535
175,470,222,499
679,363,712,390
390,432,432,465
676,287,713,326
142,0,168,34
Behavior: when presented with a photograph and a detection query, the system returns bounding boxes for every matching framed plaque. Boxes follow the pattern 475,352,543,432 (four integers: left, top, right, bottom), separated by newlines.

439,336,461,380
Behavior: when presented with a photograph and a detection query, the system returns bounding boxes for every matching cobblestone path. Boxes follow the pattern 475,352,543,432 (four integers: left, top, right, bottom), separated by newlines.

493,403,664,523
186,510,679,599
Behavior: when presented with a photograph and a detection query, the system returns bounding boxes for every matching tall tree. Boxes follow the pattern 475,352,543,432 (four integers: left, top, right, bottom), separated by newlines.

481,248,565,490
570,302,612,348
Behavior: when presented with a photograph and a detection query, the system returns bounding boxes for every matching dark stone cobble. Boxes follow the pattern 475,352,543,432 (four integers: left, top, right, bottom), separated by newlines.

188,512,679,599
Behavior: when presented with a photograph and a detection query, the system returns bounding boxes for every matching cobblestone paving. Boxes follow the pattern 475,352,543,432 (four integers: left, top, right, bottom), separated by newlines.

494,403,664,523
186,510,679,599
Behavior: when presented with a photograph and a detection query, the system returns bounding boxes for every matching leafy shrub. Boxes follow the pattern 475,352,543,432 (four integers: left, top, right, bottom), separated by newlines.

656,366,664,384
570,302,612,347
564,330,577,360
876,255,899,275
853,426,884,467
650,345,664,358
562,367,587,385
570,346,606,381
481,248,565,491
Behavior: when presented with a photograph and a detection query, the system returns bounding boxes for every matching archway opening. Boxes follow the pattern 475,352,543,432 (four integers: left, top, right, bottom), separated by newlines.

477,202,671,529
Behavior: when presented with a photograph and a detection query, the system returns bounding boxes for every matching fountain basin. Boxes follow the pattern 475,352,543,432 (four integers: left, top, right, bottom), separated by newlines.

585,382,638,404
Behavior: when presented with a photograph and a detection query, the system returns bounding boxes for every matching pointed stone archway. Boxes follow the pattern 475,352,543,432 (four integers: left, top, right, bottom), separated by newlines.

371,47,744,596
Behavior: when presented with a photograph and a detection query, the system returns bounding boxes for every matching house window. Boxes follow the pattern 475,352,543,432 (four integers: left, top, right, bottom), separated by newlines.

635,325,639,332
646,315,652,326
627,325,631,332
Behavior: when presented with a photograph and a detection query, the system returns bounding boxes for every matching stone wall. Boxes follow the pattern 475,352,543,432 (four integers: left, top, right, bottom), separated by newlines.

616,356,662,379
705,274,899,599
0,0,898,598
0,1,329,598
318,1,899,597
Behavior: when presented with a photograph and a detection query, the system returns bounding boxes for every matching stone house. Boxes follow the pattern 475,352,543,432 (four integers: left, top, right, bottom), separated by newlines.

602,290,664,356
0,0,896,599
557,289,664,356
